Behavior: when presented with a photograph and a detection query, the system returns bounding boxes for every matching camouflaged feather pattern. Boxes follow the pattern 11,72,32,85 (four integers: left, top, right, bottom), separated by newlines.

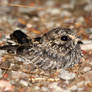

23,27,82,70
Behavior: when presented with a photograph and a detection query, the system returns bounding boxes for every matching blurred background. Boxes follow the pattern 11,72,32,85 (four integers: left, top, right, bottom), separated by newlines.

0,0,92,39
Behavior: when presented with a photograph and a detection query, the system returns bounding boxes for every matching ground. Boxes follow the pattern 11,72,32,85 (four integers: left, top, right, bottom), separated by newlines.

0,0,92,92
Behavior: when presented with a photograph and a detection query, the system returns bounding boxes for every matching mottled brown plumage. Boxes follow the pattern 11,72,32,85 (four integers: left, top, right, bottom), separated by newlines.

23,27,83,70
0,27,83,70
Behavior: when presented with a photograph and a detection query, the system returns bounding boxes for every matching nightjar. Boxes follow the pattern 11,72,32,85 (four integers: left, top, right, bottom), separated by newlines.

0,27,83,70
24,27,83,70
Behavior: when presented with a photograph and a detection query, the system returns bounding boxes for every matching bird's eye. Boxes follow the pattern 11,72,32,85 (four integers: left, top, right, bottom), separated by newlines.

61,35,68,41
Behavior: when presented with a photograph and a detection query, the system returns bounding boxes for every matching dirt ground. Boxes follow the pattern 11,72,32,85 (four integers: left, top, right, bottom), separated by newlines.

0,0,92,92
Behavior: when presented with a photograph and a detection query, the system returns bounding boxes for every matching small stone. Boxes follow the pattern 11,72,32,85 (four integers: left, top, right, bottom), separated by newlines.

89,34,92,39
77,81,84,87
83,67,91,72
50,8,60,15
81,43,92,50
45,22,54,28
49,82,62,92
61,90,71,92
0,60,11,69
33,17,39,21
45,0,55,6
0,80,13,91
0,51,6,55
82,40,92,44
34,86,40,91
38,11,45,16
87,83,92,87
85,80,91,85
59,69,76,80
14,56,25,62
20,80,29,87
77,88,84,91
64,18,74,23
76,16,85,23
61,11,72,17
88,62,92,65
0,69,2,78
26,23,32,28
61,4,74,9
84,3,92,11
86,28,92,34
41,87,48,92
69,85,77,91
11,71,28,79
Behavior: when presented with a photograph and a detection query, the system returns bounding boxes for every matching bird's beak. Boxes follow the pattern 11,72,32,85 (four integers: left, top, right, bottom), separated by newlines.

69,35,83,44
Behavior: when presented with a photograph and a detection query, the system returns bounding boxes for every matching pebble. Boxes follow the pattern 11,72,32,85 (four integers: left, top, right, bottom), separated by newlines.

26,23,32,28
84,3,92,11
38,11,45,16
81,40,92,50
45,0,55,6
77,81,84,87
82,40,92,44
61,4,74,9
0,69,2,78
89,34,92,39
0,50,6,55
11,71,28,79
88,61,92,65
20,80,29,87
69,85,77,91
83,67,91,72
41,87,48,92
0,57,3,62
76,16,85,23
45,22,55,28
49,82,62,92
0,0,8,6
19,7,37,13
0,80,13,91
33,17,39,21
59,69,76,80
77,88,84,91
81,43,92,50
61,89,71,92
61,11,72,17
64,18,75,23
87,83,92,87
14,56,25,62
47,8,60,15
69,81,89,91
85,80,91,85
86,28,92,34
34,86,40,91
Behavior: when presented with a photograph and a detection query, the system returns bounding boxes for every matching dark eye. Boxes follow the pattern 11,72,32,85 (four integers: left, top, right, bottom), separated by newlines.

61,35,68,41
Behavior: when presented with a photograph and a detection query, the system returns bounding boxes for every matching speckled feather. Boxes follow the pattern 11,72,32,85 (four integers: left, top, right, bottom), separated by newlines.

22,27,83,70
0,27,83,70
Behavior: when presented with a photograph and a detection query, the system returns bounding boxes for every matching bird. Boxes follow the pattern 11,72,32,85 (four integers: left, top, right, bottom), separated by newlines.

0,27,83,71
23,27,83,70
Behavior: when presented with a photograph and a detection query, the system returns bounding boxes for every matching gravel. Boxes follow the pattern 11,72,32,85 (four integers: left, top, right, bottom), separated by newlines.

0,0,92,92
